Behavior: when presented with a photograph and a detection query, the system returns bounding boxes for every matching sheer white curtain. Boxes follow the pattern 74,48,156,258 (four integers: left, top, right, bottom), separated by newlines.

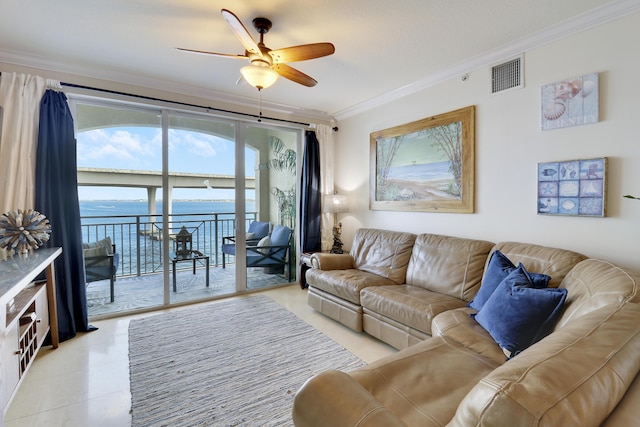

315,124,335,251
0,72,47,213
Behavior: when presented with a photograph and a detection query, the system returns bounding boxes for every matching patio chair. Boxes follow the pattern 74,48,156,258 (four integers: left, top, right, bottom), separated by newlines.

222,224,294,281
221,220,270,264
83,237,119,303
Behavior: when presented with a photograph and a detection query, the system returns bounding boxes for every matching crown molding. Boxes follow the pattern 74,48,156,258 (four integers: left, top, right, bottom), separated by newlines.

0,49,333,124
333,0,640,121
2,1,637,124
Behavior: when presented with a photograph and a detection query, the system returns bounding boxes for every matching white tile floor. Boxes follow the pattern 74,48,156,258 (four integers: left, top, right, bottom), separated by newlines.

5,285,396,427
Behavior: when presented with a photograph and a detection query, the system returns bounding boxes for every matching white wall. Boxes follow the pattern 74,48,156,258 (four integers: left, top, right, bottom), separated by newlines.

335,12,640,271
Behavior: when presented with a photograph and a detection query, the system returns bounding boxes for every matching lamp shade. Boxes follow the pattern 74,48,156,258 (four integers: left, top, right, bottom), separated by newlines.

323,194,349,213
241,63,278,90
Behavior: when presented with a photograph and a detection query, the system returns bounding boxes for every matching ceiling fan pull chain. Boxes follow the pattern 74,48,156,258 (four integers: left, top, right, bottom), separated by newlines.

258,91,263,122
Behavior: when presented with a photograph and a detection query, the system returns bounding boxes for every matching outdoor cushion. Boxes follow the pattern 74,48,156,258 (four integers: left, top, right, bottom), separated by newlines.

83,237,116,268
270,224,290,247
83,236,114,253
247,221,270,240
257,236,270,254
246,225,292,266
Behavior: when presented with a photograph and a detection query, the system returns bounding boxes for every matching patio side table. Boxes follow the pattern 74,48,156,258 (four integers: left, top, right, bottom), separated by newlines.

171,253,210,292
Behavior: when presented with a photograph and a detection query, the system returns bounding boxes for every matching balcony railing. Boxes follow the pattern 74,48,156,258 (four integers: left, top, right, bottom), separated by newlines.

81,212,257,277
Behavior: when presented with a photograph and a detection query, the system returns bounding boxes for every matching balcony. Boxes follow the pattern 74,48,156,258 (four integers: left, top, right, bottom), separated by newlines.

82,211,295,318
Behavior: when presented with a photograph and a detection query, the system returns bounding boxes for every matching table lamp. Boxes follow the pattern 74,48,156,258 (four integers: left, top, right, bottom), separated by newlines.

323,194,349,253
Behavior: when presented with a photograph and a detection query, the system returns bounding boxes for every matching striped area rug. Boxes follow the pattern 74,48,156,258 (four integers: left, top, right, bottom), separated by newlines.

129,295,364,426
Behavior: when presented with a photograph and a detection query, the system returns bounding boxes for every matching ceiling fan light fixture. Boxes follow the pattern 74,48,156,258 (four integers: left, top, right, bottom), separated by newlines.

241,62,278,90
179,10,334,89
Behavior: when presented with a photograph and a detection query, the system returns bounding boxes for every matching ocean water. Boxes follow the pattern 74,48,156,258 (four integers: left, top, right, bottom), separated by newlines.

80,200,255,220
387,161,452,182
79,200,256,276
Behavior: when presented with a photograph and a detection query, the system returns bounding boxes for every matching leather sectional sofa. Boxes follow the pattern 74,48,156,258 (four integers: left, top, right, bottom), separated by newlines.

293,228,640,426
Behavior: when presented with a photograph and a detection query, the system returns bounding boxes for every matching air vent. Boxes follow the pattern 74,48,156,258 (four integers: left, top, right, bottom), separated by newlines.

491,56,523,94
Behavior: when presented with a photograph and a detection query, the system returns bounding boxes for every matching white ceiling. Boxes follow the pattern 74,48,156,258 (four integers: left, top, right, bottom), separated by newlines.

0,0,637,121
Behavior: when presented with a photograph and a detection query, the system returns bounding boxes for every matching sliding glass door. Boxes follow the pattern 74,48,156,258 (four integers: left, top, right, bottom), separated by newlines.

244,126,299,291
75,101,164,314
166,113,238,304
73,98,299,317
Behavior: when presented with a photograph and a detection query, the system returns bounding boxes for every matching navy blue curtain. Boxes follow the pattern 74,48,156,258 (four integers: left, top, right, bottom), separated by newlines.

35,90,93,342
300,130,322,253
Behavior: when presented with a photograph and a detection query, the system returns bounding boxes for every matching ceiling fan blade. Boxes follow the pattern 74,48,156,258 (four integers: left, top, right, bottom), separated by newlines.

176,47,248,59
270,43,335,63
221,9,262,57
272,63,317,87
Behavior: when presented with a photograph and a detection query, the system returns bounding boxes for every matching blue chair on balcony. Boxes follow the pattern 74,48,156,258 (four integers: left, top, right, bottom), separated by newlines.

221,220,271,267
83,237,120,303
222,224,293,281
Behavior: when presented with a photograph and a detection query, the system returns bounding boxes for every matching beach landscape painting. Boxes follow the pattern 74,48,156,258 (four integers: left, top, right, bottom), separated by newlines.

370,106,475,213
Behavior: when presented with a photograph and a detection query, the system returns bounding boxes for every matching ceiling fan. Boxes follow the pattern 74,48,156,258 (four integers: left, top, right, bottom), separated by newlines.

177,9,335,90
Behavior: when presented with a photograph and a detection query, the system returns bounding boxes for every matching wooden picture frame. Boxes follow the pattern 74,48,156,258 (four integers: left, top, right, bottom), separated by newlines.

370,105,475,213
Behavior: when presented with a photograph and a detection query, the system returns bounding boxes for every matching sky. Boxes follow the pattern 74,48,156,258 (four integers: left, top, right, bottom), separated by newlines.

76,127,256,201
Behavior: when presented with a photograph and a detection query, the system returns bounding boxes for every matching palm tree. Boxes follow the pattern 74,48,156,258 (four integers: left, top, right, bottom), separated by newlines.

268,137,296,228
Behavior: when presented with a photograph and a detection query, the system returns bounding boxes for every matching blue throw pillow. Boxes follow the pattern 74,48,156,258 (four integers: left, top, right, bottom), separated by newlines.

474,264,568,359
468,250,551,311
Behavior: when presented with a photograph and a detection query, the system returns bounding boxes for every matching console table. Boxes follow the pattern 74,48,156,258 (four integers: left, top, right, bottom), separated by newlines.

0,247,60,419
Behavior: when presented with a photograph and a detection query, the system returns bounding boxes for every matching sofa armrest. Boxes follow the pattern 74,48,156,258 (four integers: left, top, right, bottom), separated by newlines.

449,302,640,427
293,370,407,427
310,253,354,270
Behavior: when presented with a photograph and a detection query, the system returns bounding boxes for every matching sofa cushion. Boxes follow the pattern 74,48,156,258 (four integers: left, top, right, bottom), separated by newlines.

361,285,468,336
468,250,551,311
405,234,494,301
431,308,507,365
491,242,586,287
306,268,397,305
349,228,416,284
348,336,500,426
294,336,501,427
474,264,568,358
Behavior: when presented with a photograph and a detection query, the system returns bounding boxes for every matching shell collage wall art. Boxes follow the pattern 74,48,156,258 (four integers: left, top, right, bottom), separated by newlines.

537,157,607,217
541,73,599,131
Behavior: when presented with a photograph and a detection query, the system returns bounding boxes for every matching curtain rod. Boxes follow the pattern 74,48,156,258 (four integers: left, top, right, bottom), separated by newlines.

0,72,311,127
